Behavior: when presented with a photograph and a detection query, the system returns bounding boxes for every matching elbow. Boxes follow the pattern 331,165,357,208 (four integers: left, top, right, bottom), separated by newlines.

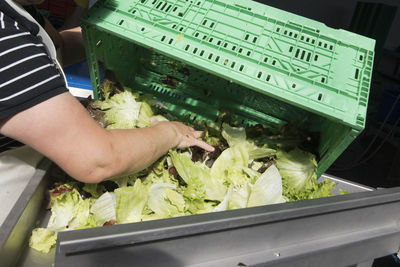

68,167,111,184
65,156,121,184
56,133,139,183
73,171,108,184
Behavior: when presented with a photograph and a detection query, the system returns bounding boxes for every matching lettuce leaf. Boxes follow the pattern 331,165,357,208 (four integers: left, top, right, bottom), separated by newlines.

247,165,286,207
283,178,336,201
147,183,185,217
47,184,82,231
69,198,97,230
82,183,106,198
29,228,57,253
221,123,246,147
111,175,137,188
214,185,233,212
211,142,250,177
137,101,154,128
221,123,276,160
115,179,148,223
228,184,251,210
91,192,117,226
96,91,142,129
276,148,317,192
170,150,227,201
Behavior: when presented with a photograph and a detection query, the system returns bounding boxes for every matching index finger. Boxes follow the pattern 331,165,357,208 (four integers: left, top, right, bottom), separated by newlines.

192,139,215,152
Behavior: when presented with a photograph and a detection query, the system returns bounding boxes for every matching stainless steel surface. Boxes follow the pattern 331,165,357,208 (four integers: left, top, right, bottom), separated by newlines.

0,146,44,226
0,159,52,267
16,210,55,267
320,173,374,193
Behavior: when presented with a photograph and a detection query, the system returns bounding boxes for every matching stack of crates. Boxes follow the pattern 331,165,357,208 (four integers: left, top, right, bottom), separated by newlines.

81,0,375,177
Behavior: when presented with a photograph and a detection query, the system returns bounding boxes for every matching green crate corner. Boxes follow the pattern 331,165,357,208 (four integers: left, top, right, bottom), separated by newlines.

81,0,375,177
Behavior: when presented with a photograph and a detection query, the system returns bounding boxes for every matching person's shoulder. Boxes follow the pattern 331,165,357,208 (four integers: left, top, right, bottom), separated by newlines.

0,2,41,35
22,5,45,27
0,6,21,35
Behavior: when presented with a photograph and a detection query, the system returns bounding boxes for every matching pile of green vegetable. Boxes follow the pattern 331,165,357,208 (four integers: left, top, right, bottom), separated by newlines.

29,81,337,253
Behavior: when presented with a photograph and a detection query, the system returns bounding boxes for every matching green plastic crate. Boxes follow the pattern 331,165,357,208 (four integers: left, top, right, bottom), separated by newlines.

81,0,375,177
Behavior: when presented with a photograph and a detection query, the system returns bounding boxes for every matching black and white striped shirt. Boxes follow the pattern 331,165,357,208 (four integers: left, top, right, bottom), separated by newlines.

0,1,68,151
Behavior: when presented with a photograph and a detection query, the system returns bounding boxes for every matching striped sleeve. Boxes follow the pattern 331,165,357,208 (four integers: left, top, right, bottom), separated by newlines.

0,8,68,121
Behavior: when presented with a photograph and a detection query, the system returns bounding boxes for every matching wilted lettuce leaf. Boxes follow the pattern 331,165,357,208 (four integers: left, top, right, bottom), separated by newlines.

82,183,106,198
214,185,233,212
228,184,251,210
137,101,153,128
221,123,246,147
247,165,286,207
211,142,250,177
111,175,137,188
47,184,82,231
224,167,251,188
95,91,142,129
283,178,336,201
276,148,317,192
115,179,148,223
221,123,276,160
170,150,227,201
147,183,185,217
91,192,117,226
29,228,57,253
248,146,276,160
69,198,97,230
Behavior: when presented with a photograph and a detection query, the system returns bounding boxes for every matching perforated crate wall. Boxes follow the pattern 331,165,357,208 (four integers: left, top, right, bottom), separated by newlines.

82,0,375,176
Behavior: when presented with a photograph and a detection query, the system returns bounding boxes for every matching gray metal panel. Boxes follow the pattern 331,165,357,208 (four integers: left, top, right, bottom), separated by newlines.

319,173,374,194
0,159,51,267
2,166,397,267
55,187,400,267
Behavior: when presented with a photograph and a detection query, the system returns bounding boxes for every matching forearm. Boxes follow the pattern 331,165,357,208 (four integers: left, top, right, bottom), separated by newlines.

0,93,210,183
106,124,179,176
53,125,179,183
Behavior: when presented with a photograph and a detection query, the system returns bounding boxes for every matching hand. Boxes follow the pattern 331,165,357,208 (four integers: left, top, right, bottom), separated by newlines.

150,118,214,152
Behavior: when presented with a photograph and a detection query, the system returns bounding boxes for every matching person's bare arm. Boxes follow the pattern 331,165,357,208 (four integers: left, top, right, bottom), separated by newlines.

44,19,85,66
0,92,213,183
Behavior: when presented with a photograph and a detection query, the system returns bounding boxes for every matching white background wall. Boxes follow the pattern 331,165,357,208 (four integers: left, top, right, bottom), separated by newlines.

256,0,400,49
